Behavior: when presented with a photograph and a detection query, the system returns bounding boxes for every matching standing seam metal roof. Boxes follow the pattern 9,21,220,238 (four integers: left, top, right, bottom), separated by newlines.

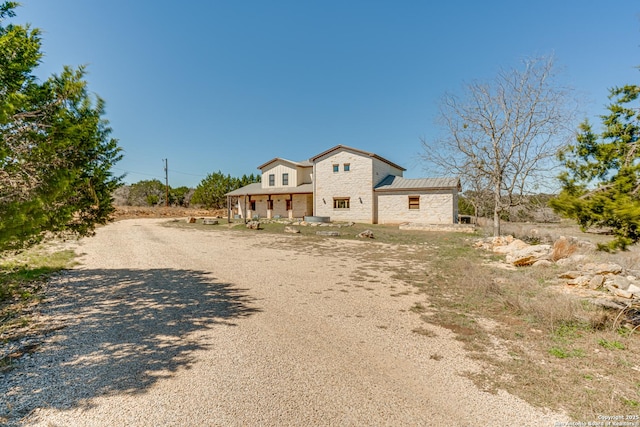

374,175,461,191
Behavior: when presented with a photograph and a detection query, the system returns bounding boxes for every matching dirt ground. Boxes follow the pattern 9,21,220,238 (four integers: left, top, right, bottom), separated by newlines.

2,218,569,426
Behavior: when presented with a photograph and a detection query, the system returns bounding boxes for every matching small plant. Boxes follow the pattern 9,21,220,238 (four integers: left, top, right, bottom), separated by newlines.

598,339,625,350
548,347,585,358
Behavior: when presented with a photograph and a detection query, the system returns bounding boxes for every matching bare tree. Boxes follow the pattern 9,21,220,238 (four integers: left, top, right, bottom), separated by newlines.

421,56,577,235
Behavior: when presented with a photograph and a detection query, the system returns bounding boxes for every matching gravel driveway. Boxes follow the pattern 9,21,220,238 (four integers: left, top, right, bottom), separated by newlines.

2,219,569,426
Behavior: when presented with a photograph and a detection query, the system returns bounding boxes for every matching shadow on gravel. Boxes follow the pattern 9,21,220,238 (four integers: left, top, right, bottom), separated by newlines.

1,268,260,424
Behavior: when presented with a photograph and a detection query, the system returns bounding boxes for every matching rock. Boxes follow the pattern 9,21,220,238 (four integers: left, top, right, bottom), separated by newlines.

584,263,623,275
605,275,631,291
559,271,582,279
316,231,340,236
203,219,218,225
627,284,640,296
506,244,551,266
532,259,553,267
284,226,300,234
187,217,197,223
606,285,634,299
246,220,260,230
492,239,529,254
567,276,591,287
356,230,374,239
588,275,605,290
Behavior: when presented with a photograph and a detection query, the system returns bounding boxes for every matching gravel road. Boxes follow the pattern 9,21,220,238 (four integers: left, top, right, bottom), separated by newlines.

2,219,570,426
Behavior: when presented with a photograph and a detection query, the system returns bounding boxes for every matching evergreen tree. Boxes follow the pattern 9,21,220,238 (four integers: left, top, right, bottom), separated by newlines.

0,2,122,251
551,85,640,250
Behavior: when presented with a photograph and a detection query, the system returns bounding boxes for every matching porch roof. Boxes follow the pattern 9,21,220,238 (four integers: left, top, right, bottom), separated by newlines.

226,182,313,196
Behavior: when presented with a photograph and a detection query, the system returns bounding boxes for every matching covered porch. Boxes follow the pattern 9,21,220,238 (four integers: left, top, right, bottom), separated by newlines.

226,183,313,222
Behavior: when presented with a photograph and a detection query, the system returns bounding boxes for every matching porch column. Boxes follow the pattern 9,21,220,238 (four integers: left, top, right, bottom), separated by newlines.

288,194,293,219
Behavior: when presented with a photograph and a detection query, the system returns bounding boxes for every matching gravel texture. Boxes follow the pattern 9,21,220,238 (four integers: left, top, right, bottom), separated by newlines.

1,218,570,426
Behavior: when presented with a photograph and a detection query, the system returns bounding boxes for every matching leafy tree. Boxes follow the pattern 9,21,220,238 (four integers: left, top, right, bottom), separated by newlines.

0,2,122,251
127,179,165,206
551,85,640,250
192,171,259,209
421,56,576,235
171,186,192,207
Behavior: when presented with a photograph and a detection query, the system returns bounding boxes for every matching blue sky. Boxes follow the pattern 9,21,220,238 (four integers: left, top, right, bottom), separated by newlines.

12,0,640,188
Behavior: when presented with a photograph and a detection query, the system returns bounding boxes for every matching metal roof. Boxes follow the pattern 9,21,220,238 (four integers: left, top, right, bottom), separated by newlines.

257,158,313,170
374,175,461,191
226,182,314,196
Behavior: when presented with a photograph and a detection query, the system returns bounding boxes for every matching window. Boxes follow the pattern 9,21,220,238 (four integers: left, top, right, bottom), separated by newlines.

343,163,350,172
268,174,275,186
333,164,339,173
333,197,350,209
267,199,273,210
408,196,420,210
282,173,289,186
250,200,256,211
286,199,293,211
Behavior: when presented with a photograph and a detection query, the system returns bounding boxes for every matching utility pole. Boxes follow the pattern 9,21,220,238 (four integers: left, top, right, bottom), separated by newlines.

163,158,169,207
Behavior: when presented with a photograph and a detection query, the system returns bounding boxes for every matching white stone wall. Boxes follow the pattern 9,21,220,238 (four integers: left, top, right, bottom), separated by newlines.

314,149,375,222
376,190,456,224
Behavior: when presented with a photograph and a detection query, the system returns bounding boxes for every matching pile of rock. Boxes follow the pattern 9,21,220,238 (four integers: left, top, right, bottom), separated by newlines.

474,235,640,301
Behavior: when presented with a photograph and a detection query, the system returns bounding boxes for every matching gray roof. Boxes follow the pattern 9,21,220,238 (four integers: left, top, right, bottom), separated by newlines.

226,182,313,196
374,175,461,191
257,157,313,170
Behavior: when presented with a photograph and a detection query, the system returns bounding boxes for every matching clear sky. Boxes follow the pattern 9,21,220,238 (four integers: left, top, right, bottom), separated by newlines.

11,0,640,188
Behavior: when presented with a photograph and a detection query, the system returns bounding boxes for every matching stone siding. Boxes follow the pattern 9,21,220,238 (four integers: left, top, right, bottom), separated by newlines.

376,190,456,224
314,149,375,222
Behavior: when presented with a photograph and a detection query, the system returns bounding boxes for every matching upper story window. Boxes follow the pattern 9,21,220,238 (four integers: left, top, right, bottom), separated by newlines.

268,174,275,186
333,164,339,173
282,173,289,186
343,163,350,172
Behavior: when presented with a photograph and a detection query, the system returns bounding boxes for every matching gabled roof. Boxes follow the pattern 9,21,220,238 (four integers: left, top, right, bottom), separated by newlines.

310,145,406,172
374,175,461,191
257,157,313,170
226,182,313,196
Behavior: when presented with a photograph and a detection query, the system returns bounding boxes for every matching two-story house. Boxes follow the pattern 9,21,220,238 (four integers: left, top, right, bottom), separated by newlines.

225,145,461,225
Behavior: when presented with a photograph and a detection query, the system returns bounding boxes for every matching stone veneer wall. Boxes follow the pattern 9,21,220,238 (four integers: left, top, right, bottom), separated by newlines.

376,190,456,224
314,150,375,222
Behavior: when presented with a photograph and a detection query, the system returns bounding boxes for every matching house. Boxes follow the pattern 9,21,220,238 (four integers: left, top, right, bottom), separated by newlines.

225,145,461,225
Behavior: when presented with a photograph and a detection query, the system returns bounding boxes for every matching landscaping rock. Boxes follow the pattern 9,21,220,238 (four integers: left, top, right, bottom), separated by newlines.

356,230,374,239
203,219,218,225
246,221,260,230
316,231,340,237
584,263,623,275
532,259,553,267
284,226,300,234
588,275,605,290
492,239,529,254
605,275,631,291
506,244,551,266
558,271,582,279
187,217,196,223
606,285,635,299
567,276,591,287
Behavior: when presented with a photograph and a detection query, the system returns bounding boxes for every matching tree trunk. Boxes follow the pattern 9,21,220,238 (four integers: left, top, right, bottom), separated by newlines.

493,189,501,236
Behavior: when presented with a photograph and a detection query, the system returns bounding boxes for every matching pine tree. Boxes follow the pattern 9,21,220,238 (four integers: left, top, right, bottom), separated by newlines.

0,2,122,251
551,85,640,250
